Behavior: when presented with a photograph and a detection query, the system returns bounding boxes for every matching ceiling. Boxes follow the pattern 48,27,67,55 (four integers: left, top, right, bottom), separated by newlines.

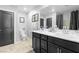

0,5,79,17
10,5,44,13
0,5,44,13
40,5,79,17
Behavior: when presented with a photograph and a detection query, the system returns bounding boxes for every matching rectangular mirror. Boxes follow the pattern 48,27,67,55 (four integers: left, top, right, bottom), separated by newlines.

46,18,52,29
40,18,44,28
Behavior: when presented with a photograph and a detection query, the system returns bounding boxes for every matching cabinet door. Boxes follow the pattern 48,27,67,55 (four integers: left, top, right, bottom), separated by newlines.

41,39,47,50
35,37,41,53
32,37,40,53
60,47,73,53
48,42,59,53
32,33,40,53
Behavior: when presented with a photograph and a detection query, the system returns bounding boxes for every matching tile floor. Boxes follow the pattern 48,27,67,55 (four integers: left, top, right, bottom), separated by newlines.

0,39,33,53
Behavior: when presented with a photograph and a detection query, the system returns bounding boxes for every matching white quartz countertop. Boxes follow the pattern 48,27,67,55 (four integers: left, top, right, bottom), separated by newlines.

33,30,79,43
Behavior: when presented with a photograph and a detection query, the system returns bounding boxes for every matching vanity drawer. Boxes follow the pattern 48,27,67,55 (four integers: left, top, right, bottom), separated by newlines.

41,34,47,40
32,32,40,38
48,36,58,44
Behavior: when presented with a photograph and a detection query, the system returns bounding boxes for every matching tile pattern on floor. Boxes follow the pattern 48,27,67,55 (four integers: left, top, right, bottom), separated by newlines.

0,39,33,53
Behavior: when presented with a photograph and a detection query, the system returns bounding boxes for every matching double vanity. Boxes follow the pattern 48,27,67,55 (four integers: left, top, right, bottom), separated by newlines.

32,30,79,53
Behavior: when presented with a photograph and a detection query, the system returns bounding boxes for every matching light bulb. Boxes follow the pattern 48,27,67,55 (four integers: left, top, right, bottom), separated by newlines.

24,8,27,11
52,9,55,12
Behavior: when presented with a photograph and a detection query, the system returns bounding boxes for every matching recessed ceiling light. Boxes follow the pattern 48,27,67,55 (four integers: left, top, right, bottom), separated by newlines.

64,5,70,6
24,8,27,11
52,9,55,12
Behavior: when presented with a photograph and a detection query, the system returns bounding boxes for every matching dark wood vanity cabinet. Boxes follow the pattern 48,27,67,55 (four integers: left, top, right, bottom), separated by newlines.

32,32,47,53
48,36,74,53
48,41,73,53
32,32,79,53
48,42,73,53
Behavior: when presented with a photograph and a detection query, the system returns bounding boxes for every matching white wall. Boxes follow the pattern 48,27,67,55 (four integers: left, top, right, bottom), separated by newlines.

27,10,40,39
0,6,27,43
52,13,56,27
15,11,27,42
